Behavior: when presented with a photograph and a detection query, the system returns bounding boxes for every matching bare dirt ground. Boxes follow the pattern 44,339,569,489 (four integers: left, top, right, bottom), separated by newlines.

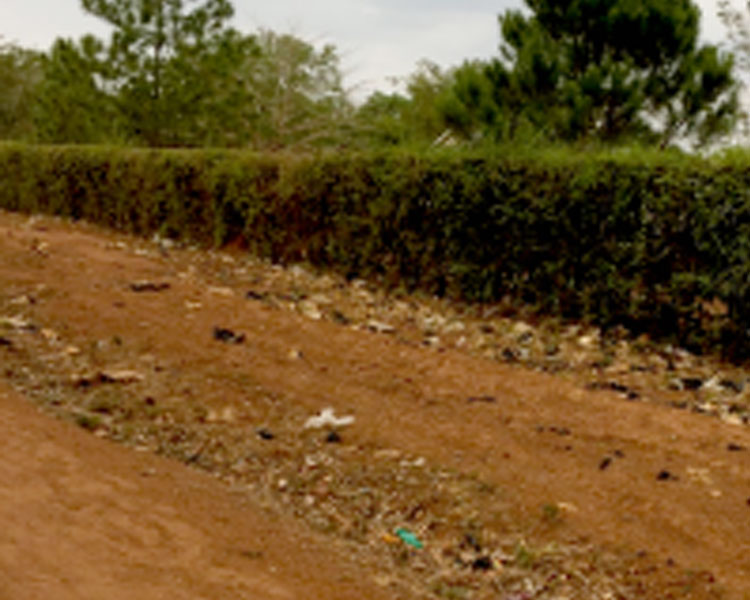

1,209,749,599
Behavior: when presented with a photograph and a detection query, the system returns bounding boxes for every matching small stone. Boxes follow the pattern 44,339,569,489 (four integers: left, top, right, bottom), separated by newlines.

728,443,746,452
599,457,613,471
257,428,275,441
656,470,676,481
288,348,303,360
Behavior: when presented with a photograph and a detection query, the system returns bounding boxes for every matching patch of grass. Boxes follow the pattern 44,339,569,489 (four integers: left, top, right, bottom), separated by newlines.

541,502,561,522
74,413,102,431
86,391,122,414
514,541,536,569
432,582,470,600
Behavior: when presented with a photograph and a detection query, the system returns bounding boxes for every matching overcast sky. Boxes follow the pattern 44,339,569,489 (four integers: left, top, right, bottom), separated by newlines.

0,0,735,99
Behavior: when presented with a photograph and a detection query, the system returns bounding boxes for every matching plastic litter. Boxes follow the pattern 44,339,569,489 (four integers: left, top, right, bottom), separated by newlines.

395,528,423,549
304,407,355,429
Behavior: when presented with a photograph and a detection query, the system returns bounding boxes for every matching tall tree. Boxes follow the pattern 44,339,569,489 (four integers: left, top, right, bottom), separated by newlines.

719,0,750,140
78,0,250,146
444,0,738,147
245,30,352,149
0,39,42,141
34,35,122,144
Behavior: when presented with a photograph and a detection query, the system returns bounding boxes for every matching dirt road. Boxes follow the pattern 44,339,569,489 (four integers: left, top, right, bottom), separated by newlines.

1,210,749,599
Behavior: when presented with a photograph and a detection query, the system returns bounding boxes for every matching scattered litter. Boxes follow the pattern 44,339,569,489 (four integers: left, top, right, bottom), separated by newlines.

207,286,234,297
686,467,713,485
381,532,400,545
299,300,323,320
395,528,423,549
366,320,396,334
331,310,351,325
656,470,677,481
99,370,145,384
304,407,355,429
599,457,613,471
9,295,33,306
681,377,703,391
468,395,497,404
471,556,494,571
129,280,171,293
0,316,35,331
72,370,144,387
40,328,58,342
325,430,342,443
213,327,245,344
206,406,235,423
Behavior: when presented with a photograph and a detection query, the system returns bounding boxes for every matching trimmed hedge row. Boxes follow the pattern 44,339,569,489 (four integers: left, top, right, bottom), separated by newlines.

2,143,750,359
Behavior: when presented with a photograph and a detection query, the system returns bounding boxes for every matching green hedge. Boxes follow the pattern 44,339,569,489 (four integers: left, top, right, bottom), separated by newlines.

2,142,750,359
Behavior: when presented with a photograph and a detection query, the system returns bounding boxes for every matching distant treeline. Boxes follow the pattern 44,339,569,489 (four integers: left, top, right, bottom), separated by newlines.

0,0,747,151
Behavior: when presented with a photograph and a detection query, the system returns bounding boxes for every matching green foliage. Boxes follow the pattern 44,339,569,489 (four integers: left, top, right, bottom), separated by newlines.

355,61,455,148
34,36,123,144
77,0,252,147
441,0,738,147
246,30,353,150
0,39,41,141
4,142,750,360
25,2,352,149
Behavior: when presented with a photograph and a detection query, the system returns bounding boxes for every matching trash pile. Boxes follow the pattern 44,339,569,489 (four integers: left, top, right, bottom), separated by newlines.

0,218,733,599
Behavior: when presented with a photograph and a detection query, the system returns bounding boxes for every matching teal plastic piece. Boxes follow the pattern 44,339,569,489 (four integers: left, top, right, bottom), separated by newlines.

395,528,423,549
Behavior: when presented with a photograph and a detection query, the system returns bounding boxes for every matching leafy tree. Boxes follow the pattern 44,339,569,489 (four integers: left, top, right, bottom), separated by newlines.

75,0,252,146
356,61,455,148
0,39,42,140
445,0,738,147
33,35,122,143
245,30,352,150
718,0,750,140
